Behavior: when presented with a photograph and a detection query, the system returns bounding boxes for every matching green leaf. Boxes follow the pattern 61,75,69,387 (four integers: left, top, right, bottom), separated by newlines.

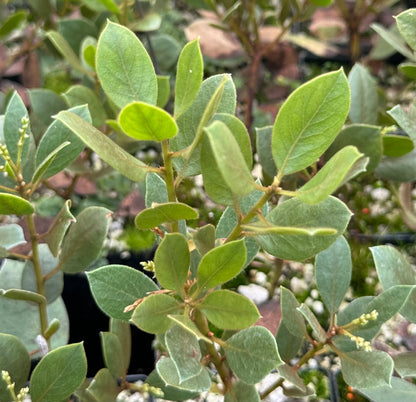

30,343,87,402
64,85,107,127
358,377,416,402
315,236,351,313
101,332,125,378
339,350,393,389
0,224,25,249
87,264,158,321
394,352,416,378
58,18,98,54
376,147,416,182
146,369,199,401
135,202,198,229
44,200,75,257
276,321,305,362
156,358,211,392
46,31,91,74
157,75,171,108
371,245,416,323
278,363,308,393
81,37,97,71
0,288,46,304
36,104,91,180
256,126,277,177
272,69,350,176
197,239,246,290
0,194,34,215
253,196,351,261
131,294,182,334
396,8,416,52
382,134,414,157
96,21,157,108
129,12,162,32
54,110,148,182
295,146,365,204
145,172,168,207
110,318,131,375
297,304,327,342
174,39,204,118
348,63,379,125
388,104,416,142
224,380,260,402
166,325,202,382
193,224,215,256
309,0,332,5
399,62,416,79
167,314,212,343
59,207,110,273
171,74,236,176
0,334,30,402
224,326,283,384
95,0,119,13
119,101,178,141
0,10,27,37
87,368,119,402
201,120,255,204
279,287,307,336
154,233,190,291
199,289,260,329
371,23,415,61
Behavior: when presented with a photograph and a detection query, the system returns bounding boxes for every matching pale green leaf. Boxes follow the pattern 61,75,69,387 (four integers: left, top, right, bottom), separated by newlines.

394,352,416,378
297,304,327,342
396,9,416,52
388,104,416,142
87,368,119,402
224,380,260,402
358,377,416,402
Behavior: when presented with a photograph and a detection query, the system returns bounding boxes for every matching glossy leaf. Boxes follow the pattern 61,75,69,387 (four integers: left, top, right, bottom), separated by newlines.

315,236,352,313
296,146,365,204
224,380,260,402
96,21,157,107
339,350,393,389
388,104,416,142
156,358,211,392
135,202,198,229
119,101,177,141
54,111,148,182
272,70,350,176
382,134,414,157
171,74,236,176
197,239,246,290
59,207,110,273
0,334,30,402
36,104,91,179
253,196,351,261
174,38,204,118
224,326,283,384
87,264,158,321
154,233,190,291
131,294,182,334
396,8,416,52
358,377,416,402
46,31,91,74
0,194,34,215
201,120,255,204
87,368,119,402
348,63,378,125
64,85,107,127
371,245,416,323
166,325,202,382
199,290,260,329
44,200,75,257
30,343,87,402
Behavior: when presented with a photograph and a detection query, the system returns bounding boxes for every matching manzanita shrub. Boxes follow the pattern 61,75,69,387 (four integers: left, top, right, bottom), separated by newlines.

1,16,416,402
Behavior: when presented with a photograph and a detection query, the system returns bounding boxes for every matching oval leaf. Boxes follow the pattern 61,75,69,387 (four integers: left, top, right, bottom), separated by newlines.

197,239,246,290
87,264,159,321
119,101,178,141
199,290,260,330
0,194,34,215
30,343,87,402
155,233,190,291
96,21,157,107
396,8,416,52
272,69,350,176
135,202,198,229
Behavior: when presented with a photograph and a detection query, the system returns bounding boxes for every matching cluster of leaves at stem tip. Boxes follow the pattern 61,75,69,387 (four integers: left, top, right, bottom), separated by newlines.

2,7,416,401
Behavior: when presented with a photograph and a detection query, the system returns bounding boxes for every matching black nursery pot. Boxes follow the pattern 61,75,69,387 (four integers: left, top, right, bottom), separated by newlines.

62,249,156,377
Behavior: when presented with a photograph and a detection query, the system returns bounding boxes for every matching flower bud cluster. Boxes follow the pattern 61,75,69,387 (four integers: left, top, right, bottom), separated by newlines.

350,335,372,352
351,310,378,326
140,382,164,398
1,371,28,401
140,260,155,273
